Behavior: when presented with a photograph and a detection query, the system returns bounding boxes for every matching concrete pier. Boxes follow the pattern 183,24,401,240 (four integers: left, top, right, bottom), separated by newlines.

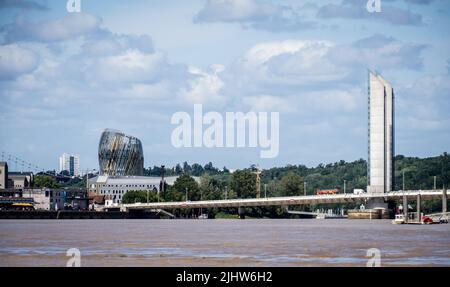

403,195,408,223
417,194,421,223
238,206,245,219
443,189,447,213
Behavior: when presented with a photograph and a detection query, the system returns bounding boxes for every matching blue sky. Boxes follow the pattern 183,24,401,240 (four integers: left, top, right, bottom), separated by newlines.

0,0,449,172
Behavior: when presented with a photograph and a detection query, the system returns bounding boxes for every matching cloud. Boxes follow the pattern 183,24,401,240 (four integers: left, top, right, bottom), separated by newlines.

242,94,295,112
396,74,450,132
329,34,427,71
0,0,48,11
317,0,424,26
1,13,101,43
0,44,39,80
177,64,226,106
229,35,425,94
194,0,318,32
404,0,436,5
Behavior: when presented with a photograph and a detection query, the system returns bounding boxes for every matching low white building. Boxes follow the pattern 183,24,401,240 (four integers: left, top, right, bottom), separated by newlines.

23,189,50,210
88,175,190,204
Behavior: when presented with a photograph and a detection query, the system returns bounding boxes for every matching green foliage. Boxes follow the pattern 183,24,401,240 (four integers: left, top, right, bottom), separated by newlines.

122,190,162,204
231,169,256,199
34,175,61,188
280,172,304,196
169,173,200,201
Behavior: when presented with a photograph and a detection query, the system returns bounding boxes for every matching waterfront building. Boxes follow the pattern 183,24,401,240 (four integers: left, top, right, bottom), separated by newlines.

88,175,200,204
8,172,33,190
59,153,80,176
49,188,89,211
0,162,7,189
88,175,182,204
98,129,144,176
367,71,395,194
23,189,50,210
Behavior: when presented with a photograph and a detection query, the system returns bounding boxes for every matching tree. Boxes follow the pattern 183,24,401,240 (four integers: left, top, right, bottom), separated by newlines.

231,170,256,199
34,175,61,188
171,173,200,201
280,172,303,196
60,170,70,176
199,173,223,200
122,190,162,204
175,164,183,175
191,163,204,176
183,162,192,174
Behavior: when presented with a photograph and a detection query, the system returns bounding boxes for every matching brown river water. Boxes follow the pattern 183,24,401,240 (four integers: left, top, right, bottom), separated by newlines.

0,219,449,267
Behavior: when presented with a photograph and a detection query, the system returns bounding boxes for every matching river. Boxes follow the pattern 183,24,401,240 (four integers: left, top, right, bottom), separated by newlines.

1,219,449,266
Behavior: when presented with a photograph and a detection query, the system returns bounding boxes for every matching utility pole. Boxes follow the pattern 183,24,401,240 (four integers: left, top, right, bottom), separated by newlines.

225,186,228,200
304,181,307,196
264,183,267,198
402,170,405,191
185,187,188,202
344,180,346,194
434,176,437,190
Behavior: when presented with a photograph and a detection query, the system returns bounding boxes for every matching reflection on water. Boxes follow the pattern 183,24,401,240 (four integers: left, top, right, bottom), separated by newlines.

0,219,449,266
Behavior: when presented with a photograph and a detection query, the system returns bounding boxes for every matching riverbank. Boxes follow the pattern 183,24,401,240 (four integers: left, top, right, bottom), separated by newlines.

0,210,161,219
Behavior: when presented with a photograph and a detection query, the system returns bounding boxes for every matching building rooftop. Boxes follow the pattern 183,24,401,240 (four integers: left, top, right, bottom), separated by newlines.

88,175,199,185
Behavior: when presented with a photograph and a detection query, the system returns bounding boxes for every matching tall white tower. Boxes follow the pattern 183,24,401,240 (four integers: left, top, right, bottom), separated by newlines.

59,153,80,176
367,71,394,194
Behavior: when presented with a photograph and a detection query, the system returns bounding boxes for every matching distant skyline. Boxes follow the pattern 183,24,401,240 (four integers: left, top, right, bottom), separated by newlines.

1,0,449,171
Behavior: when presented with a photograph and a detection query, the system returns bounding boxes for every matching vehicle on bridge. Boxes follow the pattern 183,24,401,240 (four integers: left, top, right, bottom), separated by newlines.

316,188,341,195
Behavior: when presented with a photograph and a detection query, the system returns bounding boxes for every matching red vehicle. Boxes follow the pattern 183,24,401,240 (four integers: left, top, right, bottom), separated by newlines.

316,188,341,195
422,215,434,224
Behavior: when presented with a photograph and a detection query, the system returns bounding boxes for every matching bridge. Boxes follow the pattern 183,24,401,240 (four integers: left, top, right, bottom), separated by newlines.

122,189,446,211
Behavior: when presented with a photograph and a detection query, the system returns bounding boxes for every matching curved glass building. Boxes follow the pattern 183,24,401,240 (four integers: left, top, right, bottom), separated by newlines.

98,129,144,176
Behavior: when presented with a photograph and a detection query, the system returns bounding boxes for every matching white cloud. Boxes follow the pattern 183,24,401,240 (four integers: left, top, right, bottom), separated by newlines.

2,13,101,43
242,94,295,113
178,64,226,106
194,0,318,31
0,44,38,80
89,49,167,83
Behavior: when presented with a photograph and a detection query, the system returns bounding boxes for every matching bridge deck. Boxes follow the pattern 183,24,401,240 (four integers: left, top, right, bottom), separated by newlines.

123,190,445,210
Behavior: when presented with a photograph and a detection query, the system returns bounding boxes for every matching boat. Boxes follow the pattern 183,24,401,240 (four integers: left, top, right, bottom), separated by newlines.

392,214,405,224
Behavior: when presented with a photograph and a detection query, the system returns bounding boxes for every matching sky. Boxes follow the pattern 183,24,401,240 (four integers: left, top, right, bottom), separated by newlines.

0,0,449,172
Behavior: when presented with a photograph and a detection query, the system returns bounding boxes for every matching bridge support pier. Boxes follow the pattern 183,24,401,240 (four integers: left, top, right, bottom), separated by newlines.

443,188,447,213
403,195,408,222
238,207,245,219
416,194,421,223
